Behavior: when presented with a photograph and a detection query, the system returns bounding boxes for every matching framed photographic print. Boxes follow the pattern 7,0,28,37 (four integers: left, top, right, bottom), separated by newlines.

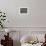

20,8,27,14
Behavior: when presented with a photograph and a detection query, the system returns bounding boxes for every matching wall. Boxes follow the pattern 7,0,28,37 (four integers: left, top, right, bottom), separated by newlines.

32,0,46,27
0,0,46,27
0,0,31,27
